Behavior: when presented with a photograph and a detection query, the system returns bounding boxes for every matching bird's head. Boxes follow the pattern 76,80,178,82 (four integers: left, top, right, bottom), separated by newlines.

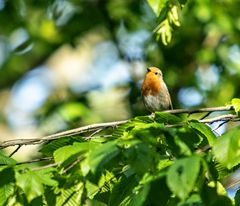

146,67,163,80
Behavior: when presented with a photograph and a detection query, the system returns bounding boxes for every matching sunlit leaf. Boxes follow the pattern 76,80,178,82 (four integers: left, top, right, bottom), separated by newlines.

55,183,83,206
88,141,120,175
36,168,58,187
167,156,201,200
16,168,57,203
213,126,240,169
0,151,17,165
129,121,164,140
189,120,216,146
16,170,45,202
168,5,181,27
134,116,154,123
147,0,168,16
119,183,150,206
154,19,172,45
231,98,240,114
0,168,15,206
40,136,85,156
54,142,98,165
155,111,182,124
208,181,227,196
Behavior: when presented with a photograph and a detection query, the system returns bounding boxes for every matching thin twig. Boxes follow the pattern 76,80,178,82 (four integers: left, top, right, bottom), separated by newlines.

15,157,53,165
200,114,238,124
32,163,58,171
62,156,85,174
89,128,106,138
9,145,22,157
200,111,212,120
213,120,229,132
165,114,239,128
165,105,234,114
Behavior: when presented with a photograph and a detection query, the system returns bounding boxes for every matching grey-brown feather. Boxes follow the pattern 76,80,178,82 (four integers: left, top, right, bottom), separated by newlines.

142,81,172,112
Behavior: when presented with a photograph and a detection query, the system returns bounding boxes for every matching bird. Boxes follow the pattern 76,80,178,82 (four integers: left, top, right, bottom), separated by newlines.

141,67,173,112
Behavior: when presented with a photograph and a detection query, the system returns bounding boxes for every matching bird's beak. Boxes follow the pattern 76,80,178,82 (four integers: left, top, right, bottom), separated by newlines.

147,68,151,72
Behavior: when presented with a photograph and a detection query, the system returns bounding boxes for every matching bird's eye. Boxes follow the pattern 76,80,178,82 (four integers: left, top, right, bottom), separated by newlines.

155,72,158,75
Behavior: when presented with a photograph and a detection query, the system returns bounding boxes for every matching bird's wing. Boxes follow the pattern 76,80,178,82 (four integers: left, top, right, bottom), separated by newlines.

168,95,173,110
162,81,173,110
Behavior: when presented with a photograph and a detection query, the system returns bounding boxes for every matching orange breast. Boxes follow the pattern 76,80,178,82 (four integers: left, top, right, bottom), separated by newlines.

141,73,161,96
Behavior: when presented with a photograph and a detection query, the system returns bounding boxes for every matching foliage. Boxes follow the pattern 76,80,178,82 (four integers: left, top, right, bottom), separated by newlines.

147,0,186,45
1,110,240,205
0,0,240,205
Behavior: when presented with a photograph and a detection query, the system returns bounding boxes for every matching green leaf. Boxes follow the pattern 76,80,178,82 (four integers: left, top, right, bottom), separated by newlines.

147,177,171,206
181,194,202,205
55,183,83,206
40,136,85,156
109,175,138,206
54,142,98,165
155,112,182,124
123,141,156,175
36,168,58,187
168,4,181,27
0,168,15,206
134,116,154,123
213,126,240,169
86,199,107,206
154,19,172,45
189,120,216,145
177,126,203,151
16,170,45,202
16,169,57,203
235,188,240,206
44,187,56,206
164,128,193,157
167,156,201,200
88,141,120,175
231,98,240,114
129,122,164,141
201,182,233,206
0,150,17,165
119,183,150,206
147,0,168,16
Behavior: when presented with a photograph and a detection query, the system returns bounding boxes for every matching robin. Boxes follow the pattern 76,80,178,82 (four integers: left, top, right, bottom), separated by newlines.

141,67,173,112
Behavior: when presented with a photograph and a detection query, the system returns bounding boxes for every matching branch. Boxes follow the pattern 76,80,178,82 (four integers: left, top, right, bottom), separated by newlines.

166,114,239,128
0,120,128,149
62,156,85,174
166,105,234,114
0,106,236,149
32,163,57,171
200,114,238,124
16,157,53,165
0,157,53,166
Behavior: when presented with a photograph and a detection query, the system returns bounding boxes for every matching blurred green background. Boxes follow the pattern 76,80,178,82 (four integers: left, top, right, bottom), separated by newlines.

0,0,240,158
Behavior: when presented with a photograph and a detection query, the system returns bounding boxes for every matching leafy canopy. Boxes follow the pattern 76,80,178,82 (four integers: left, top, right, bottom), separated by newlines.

1,110,240,205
